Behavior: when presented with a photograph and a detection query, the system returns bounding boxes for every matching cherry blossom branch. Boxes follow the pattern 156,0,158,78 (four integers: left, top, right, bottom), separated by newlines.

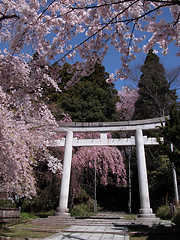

146,0,180,6
54,0,140,64
112,2,176,24
124,22,136,62
37,0,59,20
173,11,180,26
70,0,180,10
53,0,176,67
0,13,19,22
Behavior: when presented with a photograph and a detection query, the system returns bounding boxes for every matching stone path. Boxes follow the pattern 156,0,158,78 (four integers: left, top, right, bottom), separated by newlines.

43,212,129,240
44,223,129,240
31,211,172,240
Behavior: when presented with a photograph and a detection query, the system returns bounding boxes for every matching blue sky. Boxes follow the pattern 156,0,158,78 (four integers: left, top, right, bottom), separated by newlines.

103,42,180,92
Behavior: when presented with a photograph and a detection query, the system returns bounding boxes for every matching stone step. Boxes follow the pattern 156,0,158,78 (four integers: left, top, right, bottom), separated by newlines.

48,215,75,221
63,229,128,235
32,220,118,226
89,216,124,219
31,218,125,226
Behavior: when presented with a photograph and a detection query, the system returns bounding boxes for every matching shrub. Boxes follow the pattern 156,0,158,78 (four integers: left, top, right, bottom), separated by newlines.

156,205,172,219
172,205,180,226
20,212,37,220
0,199,16,208
70,200,94,217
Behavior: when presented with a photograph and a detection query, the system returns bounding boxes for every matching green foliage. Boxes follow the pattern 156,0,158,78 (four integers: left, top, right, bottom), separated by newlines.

59,83,117,122
46,62,119,122
20,210,55,220
148,155,173,210
21,160,61,213
166,105,180,151
133,49,177,120
73,188,91,205
148,155,172,191
20,212,38,220
159,105,180,167
156,205,172,220
172,206,180,226
0,199,16,208
0,226,53,239
69,186,95,217
70,200,94,217
156,205,180,225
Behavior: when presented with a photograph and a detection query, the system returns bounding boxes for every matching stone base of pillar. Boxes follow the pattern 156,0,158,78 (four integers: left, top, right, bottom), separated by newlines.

137,213,157,219
55,207,71,217
137,208,158,220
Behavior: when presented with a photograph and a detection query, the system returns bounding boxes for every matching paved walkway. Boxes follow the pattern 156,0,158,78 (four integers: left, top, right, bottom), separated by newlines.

35,211,172,240
44,212,129,240
45,224,129,240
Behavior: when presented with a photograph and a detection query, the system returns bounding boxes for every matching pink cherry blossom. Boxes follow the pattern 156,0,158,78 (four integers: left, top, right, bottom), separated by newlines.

116,86,139,120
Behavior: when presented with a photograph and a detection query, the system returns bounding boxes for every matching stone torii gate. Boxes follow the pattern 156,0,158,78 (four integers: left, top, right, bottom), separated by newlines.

47,117,166,219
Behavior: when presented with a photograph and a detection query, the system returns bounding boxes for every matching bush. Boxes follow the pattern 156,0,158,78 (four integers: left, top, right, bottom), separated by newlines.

20,212,37,220
70,200,94,217
0,199,16,208
172,205,180,226
156,205,172,219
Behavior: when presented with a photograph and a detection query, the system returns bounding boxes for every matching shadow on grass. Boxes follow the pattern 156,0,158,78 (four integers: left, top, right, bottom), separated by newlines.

115,224,180,240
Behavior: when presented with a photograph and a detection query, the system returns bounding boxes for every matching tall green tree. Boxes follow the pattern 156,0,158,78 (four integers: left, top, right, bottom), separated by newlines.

133,49,177,120
56,63,119,122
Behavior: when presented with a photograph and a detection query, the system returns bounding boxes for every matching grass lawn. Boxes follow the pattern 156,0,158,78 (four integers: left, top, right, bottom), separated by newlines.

0,226,54,238
0,222,68,239
0,212,68,239
123,213,138,220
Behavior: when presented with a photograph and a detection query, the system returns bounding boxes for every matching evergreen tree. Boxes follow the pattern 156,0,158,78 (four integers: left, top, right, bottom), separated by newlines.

133,49,177,120
57,63,119,122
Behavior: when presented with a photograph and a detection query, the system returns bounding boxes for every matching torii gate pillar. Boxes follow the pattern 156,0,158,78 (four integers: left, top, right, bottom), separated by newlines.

135,128,155,218
56,130,73,215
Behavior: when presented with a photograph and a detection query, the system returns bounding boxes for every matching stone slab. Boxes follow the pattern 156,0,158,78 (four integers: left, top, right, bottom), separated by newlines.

45,224,129,240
